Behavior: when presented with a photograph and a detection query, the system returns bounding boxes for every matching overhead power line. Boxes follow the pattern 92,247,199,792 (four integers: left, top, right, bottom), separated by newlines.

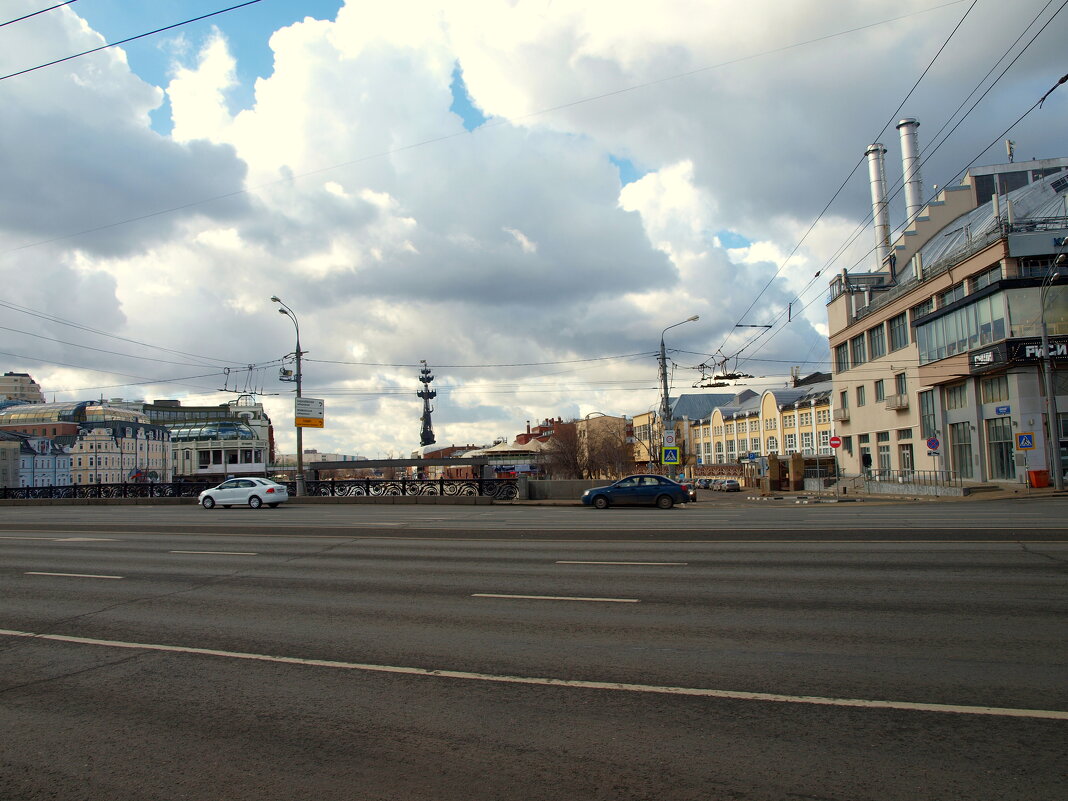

0,0,262,81
3,0,969,257
0,1,78,29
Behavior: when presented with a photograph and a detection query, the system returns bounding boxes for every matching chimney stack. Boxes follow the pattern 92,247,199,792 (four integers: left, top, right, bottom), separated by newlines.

865,143,891,269
896,118,924,224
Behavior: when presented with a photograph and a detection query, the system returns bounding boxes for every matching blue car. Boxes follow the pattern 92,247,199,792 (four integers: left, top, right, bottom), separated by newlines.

581,474,690,509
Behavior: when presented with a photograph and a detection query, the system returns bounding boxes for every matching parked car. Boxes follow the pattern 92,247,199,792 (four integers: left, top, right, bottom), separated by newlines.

709,479,724,491
721,479,741,492
581,474,690,509
695,478,711,489
199,477,289,509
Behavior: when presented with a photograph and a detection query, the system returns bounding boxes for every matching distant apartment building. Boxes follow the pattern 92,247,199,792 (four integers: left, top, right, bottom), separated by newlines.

0,372,45,404
0,403,163,486
112,395,273,482
827,121,1067,483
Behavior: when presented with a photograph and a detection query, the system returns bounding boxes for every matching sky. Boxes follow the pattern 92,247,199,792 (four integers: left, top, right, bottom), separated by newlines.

2,0,1066,458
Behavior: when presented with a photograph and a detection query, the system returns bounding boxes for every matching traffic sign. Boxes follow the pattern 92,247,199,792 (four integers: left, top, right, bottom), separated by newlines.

829,436,842,449
1016,432,1035,450
926,436,940,451
662,446,680,465
295,397,325,428
663,432,676,447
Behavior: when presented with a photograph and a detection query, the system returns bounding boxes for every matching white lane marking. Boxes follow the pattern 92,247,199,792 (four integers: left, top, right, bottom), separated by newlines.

24,572,123,580
472,593,639,603
556,560,688,566
169,550,258,555
0,536,117,542
0,628,1062,721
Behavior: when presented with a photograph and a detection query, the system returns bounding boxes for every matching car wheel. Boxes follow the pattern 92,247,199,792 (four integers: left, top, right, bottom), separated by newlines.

655,494,674,509
593,495,609,509
248,495,262,509
201,496,215,509
267,503,280,508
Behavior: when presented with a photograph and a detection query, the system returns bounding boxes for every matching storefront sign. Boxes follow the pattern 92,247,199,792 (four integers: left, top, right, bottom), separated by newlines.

970,337,1068,374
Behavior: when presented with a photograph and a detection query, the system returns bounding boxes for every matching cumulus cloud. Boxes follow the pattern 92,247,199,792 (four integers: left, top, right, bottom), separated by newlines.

2,0,1065,456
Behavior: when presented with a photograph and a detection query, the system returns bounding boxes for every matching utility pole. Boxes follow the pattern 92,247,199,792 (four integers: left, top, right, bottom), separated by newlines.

1040,266,1064,490
659,316,699,470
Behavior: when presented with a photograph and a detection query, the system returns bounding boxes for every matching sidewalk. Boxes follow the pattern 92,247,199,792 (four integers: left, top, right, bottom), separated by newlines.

509,485,1068,506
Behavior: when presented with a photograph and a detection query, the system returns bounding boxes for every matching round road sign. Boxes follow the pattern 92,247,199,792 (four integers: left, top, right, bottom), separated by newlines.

829,436,842,449
926,436,940,450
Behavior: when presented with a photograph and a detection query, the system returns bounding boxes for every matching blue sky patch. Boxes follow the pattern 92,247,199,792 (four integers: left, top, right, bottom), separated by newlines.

715,229,751,249
75,0,343,134
609,155,646,186
449,65,488,131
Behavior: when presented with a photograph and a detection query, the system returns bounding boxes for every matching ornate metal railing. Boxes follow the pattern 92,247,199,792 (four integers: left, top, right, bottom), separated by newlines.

0,478,519,501
294,478,519,501
0,482,214,500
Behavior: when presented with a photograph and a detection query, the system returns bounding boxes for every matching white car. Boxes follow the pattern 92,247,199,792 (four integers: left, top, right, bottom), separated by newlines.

199,478,289,509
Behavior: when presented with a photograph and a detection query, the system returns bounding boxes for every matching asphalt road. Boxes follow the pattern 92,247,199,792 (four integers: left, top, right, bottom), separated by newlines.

0,499,1065,800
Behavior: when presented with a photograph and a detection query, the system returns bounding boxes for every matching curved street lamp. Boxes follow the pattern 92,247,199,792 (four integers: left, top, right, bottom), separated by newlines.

271,296,306,496
659,316,700,465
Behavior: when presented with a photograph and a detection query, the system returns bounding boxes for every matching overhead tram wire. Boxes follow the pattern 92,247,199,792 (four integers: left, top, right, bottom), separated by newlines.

0,298,260,366
0,0,262,82
305,351,656,369
0,1,78,28
704,0,978,363
2,1,969,257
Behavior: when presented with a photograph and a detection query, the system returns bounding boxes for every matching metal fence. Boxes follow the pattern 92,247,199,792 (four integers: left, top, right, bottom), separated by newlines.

0,477,519,501
864,469,963,488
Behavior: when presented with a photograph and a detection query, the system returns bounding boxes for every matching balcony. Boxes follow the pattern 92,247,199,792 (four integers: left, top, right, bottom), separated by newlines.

832,408,850,422
885,394,909,410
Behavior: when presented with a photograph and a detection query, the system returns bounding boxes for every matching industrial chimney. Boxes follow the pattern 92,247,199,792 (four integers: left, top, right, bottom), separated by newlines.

897,118,924,224
866,143,891,268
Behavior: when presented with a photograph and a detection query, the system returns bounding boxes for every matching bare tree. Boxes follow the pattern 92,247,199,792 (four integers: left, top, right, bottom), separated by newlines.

542,420,583,478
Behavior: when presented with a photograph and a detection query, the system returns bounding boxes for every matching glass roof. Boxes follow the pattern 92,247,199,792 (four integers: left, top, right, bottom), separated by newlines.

170,421,259,442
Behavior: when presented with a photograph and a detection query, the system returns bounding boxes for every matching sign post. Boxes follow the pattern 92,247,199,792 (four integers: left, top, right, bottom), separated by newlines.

829,436,842,498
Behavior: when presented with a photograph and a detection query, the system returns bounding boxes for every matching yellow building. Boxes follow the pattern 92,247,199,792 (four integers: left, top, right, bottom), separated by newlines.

693,379,834,466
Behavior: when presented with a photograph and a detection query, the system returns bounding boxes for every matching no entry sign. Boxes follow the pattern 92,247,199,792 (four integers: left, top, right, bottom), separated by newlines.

829,436,842,449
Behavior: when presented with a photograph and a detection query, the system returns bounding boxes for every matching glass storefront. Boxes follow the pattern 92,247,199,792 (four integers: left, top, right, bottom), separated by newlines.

949,421,973,479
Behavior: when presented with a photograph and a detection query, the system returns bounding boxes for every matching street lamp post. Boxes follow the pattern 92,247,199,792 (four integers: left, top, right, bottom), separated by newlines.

271,296,306,497
1040,266,1064,490
658,315,700,468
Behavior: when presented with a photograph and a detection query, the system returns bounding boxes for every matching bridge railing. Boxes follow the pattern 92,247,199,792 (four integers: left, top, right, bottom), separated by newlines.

0,478,519,501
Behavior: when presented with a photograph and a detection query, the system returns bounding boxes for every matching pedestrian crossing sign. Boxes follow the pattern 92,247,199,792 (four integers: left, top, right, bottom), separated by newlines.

662,446,680,465
1016,432,1035,450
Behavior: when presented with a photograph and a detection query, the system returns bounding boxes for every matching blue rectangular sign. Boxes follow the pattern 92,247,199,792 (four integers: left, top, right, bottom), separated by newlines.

995,405,1011,415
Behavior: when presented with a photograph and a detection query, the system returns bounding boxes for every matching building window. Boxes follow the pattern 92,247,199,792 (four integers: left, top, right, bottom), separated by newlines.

816,409,830,424
919,390,936,439
764,418,777,430
916,293,1007,364
868,324,886,360
877,432,891,472
783,415,795,428
888,312,909,351
766,436,778,453
850,335,867,367
911,298,934,321
874,379,885,402
972,265,1002,291
785,433,797,452
944,383,968,410
939,283,966,307
981,375,1009,404
858,433,870,444
834,342,850,373
895,373,907,395
897,428,913,440
839,391,848,411
856,385,866,407
801,432,813,453
799,412,812,426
